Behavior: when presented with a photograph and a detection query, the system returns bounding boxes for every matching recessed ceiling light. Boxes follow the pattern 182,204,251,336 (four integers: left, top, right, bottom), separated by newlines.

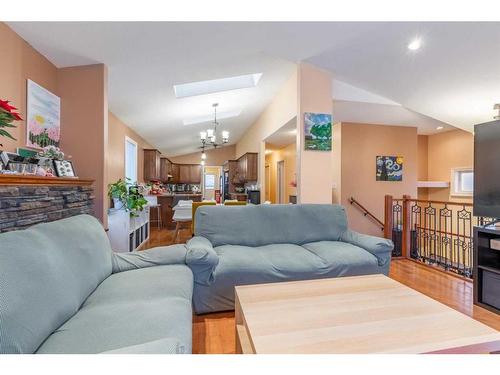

183,109,242,126
174,73,263,98
436,126,444,130
407,38,422,51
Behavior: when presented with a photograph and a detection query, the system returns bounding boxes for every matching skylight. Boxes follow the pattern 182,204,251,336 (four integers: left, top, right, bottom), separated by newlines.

174,73,263,98
183,109,242,126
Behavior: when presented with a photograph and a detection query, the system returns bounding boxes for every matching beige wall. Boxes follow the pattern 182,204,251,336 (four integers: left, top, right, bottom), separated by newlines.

297,63,333,204
58,64,108,224
332,122,342,204
169,145,236,166
339,123,418,236
107,111,155,201
417,135,429,199
0,23,58,151
236,68,298,199
265,143,297,204
427,129,473,203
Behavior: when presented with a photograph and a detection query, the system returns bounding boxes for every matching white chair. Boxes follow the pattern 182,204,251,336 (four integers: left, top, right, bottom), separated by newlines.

172,206,192,244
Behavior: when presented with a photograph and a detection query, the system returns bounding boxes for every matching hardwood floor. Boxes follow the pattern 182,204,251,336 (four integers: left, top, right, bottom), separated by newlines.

143,227,500,354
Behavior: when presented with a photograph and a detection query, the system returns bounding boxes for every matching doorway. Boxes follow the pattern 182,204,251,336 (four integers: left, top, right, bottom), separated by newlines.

277,160,285,204
203,166,222,201
265,164,271,202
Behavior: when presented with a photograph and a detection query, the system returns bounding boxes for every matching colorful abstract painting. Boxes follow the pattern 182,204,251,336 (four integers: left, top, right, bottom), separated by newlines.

376,156,403,181
26,80,61,149
304,112,332,151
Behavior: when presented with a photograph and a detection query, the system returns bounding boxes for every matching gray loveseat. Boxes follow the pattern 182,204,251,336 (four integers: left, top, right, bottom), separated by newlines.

187,204,394,314
0,215,193,354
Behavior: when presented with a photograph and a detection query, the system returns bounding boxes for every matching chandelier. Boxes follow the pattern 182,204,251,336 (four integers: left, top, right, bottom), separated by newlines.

199,103,229,165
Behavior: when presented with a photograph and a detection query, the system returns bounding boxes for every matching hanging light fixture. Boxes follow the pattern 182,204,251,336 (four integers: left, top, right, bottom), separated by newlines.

200,103,229,164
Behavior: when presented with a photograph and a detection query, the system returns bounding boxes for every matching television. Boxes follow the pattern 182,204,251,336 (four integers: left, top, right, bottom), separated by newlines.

474,120,500,218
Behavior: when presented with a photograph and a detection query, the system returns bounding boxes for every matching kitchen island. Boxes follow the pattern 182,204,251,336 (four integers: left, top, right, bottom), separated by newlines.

151,193,202,229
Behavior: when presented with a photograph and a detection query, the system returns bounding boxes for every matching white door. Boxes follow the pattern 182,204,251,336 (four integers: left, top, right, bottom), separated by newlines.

125,136,138,184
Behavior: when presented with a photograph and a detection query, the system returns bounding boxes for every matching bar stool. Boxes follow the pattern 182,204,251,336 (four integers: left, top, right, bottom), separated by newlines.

149,203,162,228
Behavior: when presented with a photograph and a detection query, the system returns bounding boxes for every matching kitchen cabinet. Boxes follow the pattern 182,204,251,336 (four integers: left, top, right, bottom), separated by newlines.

179,165,191,184
170,164,180,183
189,164,202,184
160,158,171,183
144,149,161,181
236,152,258,182
177,164,202,184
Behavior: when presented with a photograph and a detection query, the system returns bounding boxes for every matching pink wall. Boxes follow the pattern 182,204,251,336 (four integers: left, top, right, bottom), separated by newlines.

58,65,108,224
0,23,58,151
297,63,333,204
338,123,418,236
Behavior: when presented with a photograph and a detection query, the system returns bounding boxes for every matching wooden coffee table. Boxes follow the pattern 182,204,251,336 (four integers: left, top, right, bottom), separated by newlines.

235,275,500,354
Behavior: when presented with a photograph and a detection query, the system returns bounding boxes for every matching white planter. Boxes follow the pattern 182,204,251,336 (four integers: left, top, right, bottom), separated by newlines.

113,198,125,210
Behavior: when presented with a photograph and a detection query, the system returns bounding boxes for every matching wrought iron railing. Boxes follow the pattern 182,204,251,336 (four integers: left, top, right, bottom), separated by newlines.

385,195,495,278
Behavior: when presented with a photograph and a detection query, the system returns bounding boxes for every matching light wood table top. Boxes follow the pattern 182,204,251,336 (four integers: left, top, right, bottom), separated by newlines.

235,274,500,354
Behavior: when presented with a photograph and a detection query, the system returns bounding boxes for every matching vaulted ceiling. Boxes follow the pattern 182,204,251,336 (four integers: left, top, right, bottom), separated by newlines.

8,22,500,156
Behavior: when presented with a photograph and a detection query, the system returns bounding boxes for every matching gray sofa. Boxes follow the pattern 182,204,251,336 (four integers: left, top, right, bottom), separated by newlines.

187,204,394,314
0,215,193,354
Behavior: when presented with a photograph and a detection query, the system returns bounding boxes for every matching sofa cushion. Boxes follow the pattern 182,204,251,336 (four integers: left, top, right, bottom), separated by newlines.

301,241,379,275
195,204,348,247
192,241,383,314
36,265,193,354
0,214,113,354
192,243,350,314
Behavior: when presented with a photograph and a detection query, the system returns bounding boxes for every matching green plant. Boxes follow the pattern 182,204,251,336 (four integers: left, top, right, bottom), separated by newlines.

108,178,129,200
108,179,148,217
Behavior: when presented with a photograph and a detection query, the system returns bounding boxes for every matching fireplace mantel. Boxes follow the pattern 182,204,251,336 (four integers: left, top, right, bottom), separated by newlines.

0,175,94,186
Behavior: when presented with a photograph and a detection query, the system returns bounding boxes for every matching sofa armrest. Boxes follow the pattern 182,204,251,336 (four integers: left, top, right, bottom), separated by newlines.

185,236,219,286
111,244,187,273
341,229,393,266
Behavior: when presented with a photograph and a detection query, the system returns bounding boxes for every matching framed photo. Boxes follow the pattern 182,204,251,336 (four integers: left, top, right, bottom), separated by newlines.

26,79,61,149
304,112,332,151
53,159,77,178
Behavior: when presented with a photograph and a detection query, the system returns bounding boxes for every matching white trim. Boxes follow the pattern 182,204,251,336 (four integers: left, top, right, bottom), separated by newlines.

450,167,473,197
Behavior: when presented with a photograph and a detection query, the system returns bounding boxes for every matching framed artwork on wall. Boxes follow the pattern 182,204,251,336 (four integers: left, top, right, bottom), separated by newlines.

26,79,61,149
376,156,403,181
304,112,332,151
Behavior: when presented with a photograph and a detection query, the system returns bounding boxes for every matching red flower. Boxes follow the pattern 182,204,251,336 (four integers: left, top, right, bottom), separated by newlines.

0,100,18,113
11,112,23,121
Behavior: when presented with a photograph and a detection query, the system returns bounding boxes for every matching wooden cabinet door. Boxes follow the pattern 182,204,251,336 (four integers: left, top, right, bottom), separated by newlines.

189,165,202,184
170,164,180,183
246,153,258,182
160,158,170,182
144,149,161,181
238,155,247,181
179,165,190,183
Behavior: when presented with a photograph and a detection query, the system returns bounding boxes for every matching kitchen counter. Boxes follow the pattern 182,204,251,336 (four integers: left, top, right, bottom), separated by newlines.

150,193,202,229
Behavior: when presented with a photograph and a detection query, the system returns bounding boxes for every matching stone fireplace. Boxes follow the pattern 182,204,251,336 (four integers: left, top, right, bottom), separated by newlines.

0,175,94,233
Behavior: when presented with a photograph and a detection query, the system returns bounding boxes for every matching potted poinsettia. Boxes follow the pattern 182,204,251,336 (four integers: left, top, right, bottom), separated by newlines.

0,99,23,148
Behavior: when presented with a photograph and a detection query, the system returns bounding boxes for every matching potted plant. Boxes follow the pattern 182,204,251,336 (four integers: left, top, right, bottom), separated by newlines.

108,178,129,210
108,178,148,216
0,99,23,148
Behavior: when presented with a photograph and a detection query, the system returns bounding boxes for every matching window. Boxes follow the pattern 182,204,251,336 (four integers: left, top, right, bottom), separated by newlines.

204,174,216,190
451,168,473,196
125,137,138,184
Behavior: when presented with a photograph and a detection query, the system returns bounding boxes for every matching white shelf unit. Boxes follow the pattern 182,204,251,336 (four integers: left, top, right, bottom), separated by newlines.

108,207,150,253
417,181,450,188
